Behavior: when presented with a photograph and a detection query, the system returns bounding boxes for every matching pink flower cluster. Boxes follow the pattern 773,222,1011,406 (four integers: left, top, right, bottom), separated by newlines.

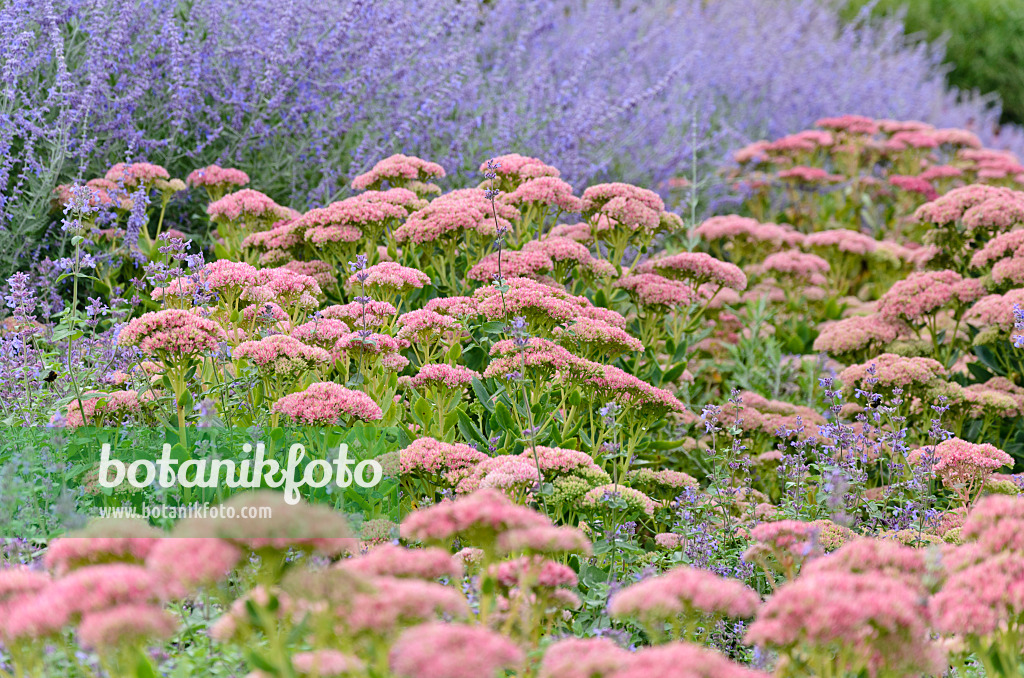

695,215,804,247
423,295,479,319
581,182,666,232
760,250,830,284
396,437,488,479
348,262,431,293
609,565,760,622
394,188,520,244
501,176,582,212
456,455,541,495
640,252,747,291
232,334,331,374
777,166,843,183
270,382,383,424
914,184,1024,230
970,229,1024,270
812,315,902,356
410,363,479,390
62,390,143,428
186,164,249,189
352,154,446,191
400,488,552,543
482,154,561,181
207,189,291,223
615,273,701,309
475,277,589,325
746,571,943,676
920,438,1013,494
608,643,769,678
340,544,462,581
105,162,170,188
803,229,878,255
467,249,553,281
838,353,946,392
877,270,985,323
552,316,644,355
888,175,938,200
389,622,522,678
117,309,224,357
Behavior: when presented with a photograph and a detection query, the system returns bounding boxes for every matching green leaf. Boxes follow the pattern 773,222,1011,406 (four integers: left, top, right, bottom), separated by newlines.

457,408,486,446
132,648,160,678
446,342,462,362
493,400,516,433
471,377,494,412
480,320,506,334
413,396,432,424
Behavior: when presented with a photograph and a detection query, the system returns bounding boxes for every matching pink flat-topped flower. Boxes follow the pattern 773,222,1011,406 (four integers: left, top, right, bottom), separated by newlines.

291,318,354,349
970,230,1024,270
877,119,933,134
482,153,561,181
838,353,946,393
423,295,479,319
609,565,760,624
615,273,701,309
814,114,878,134
395,437,488,479
911,438,1012,503
348,262,431,294
394,188,519,244
117,309,223,357
760,250,831,284
104,162,170,188
270,382,383,424
389,622,523,678
321,300,398,328
812,314,902,357
340,544,462,581
291,650,364,677
500,176,581,212
395,309,458,343
62,390,144,429
614,643,769,678
695,215,804,247
232,334,331,374
207,189,291,223
876,270,985,323
186,164,249,189
887,175,937,200
475,276,589,325
360,187,429,212
914,184,1012,225
297,196,407,235
352,154,446,191
746,571,942,677
523,235,594,265
640,252,747,291
539,637,630,678
777,166,844,183
456,455,541,495
582,182,665,231
78,604,177,649
801,537,928,591
553,316,644,357
803,229,878,255
496,525,591,556
484,337,602,383
467,249,553,281
400,488,551,543
409,364,479,390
